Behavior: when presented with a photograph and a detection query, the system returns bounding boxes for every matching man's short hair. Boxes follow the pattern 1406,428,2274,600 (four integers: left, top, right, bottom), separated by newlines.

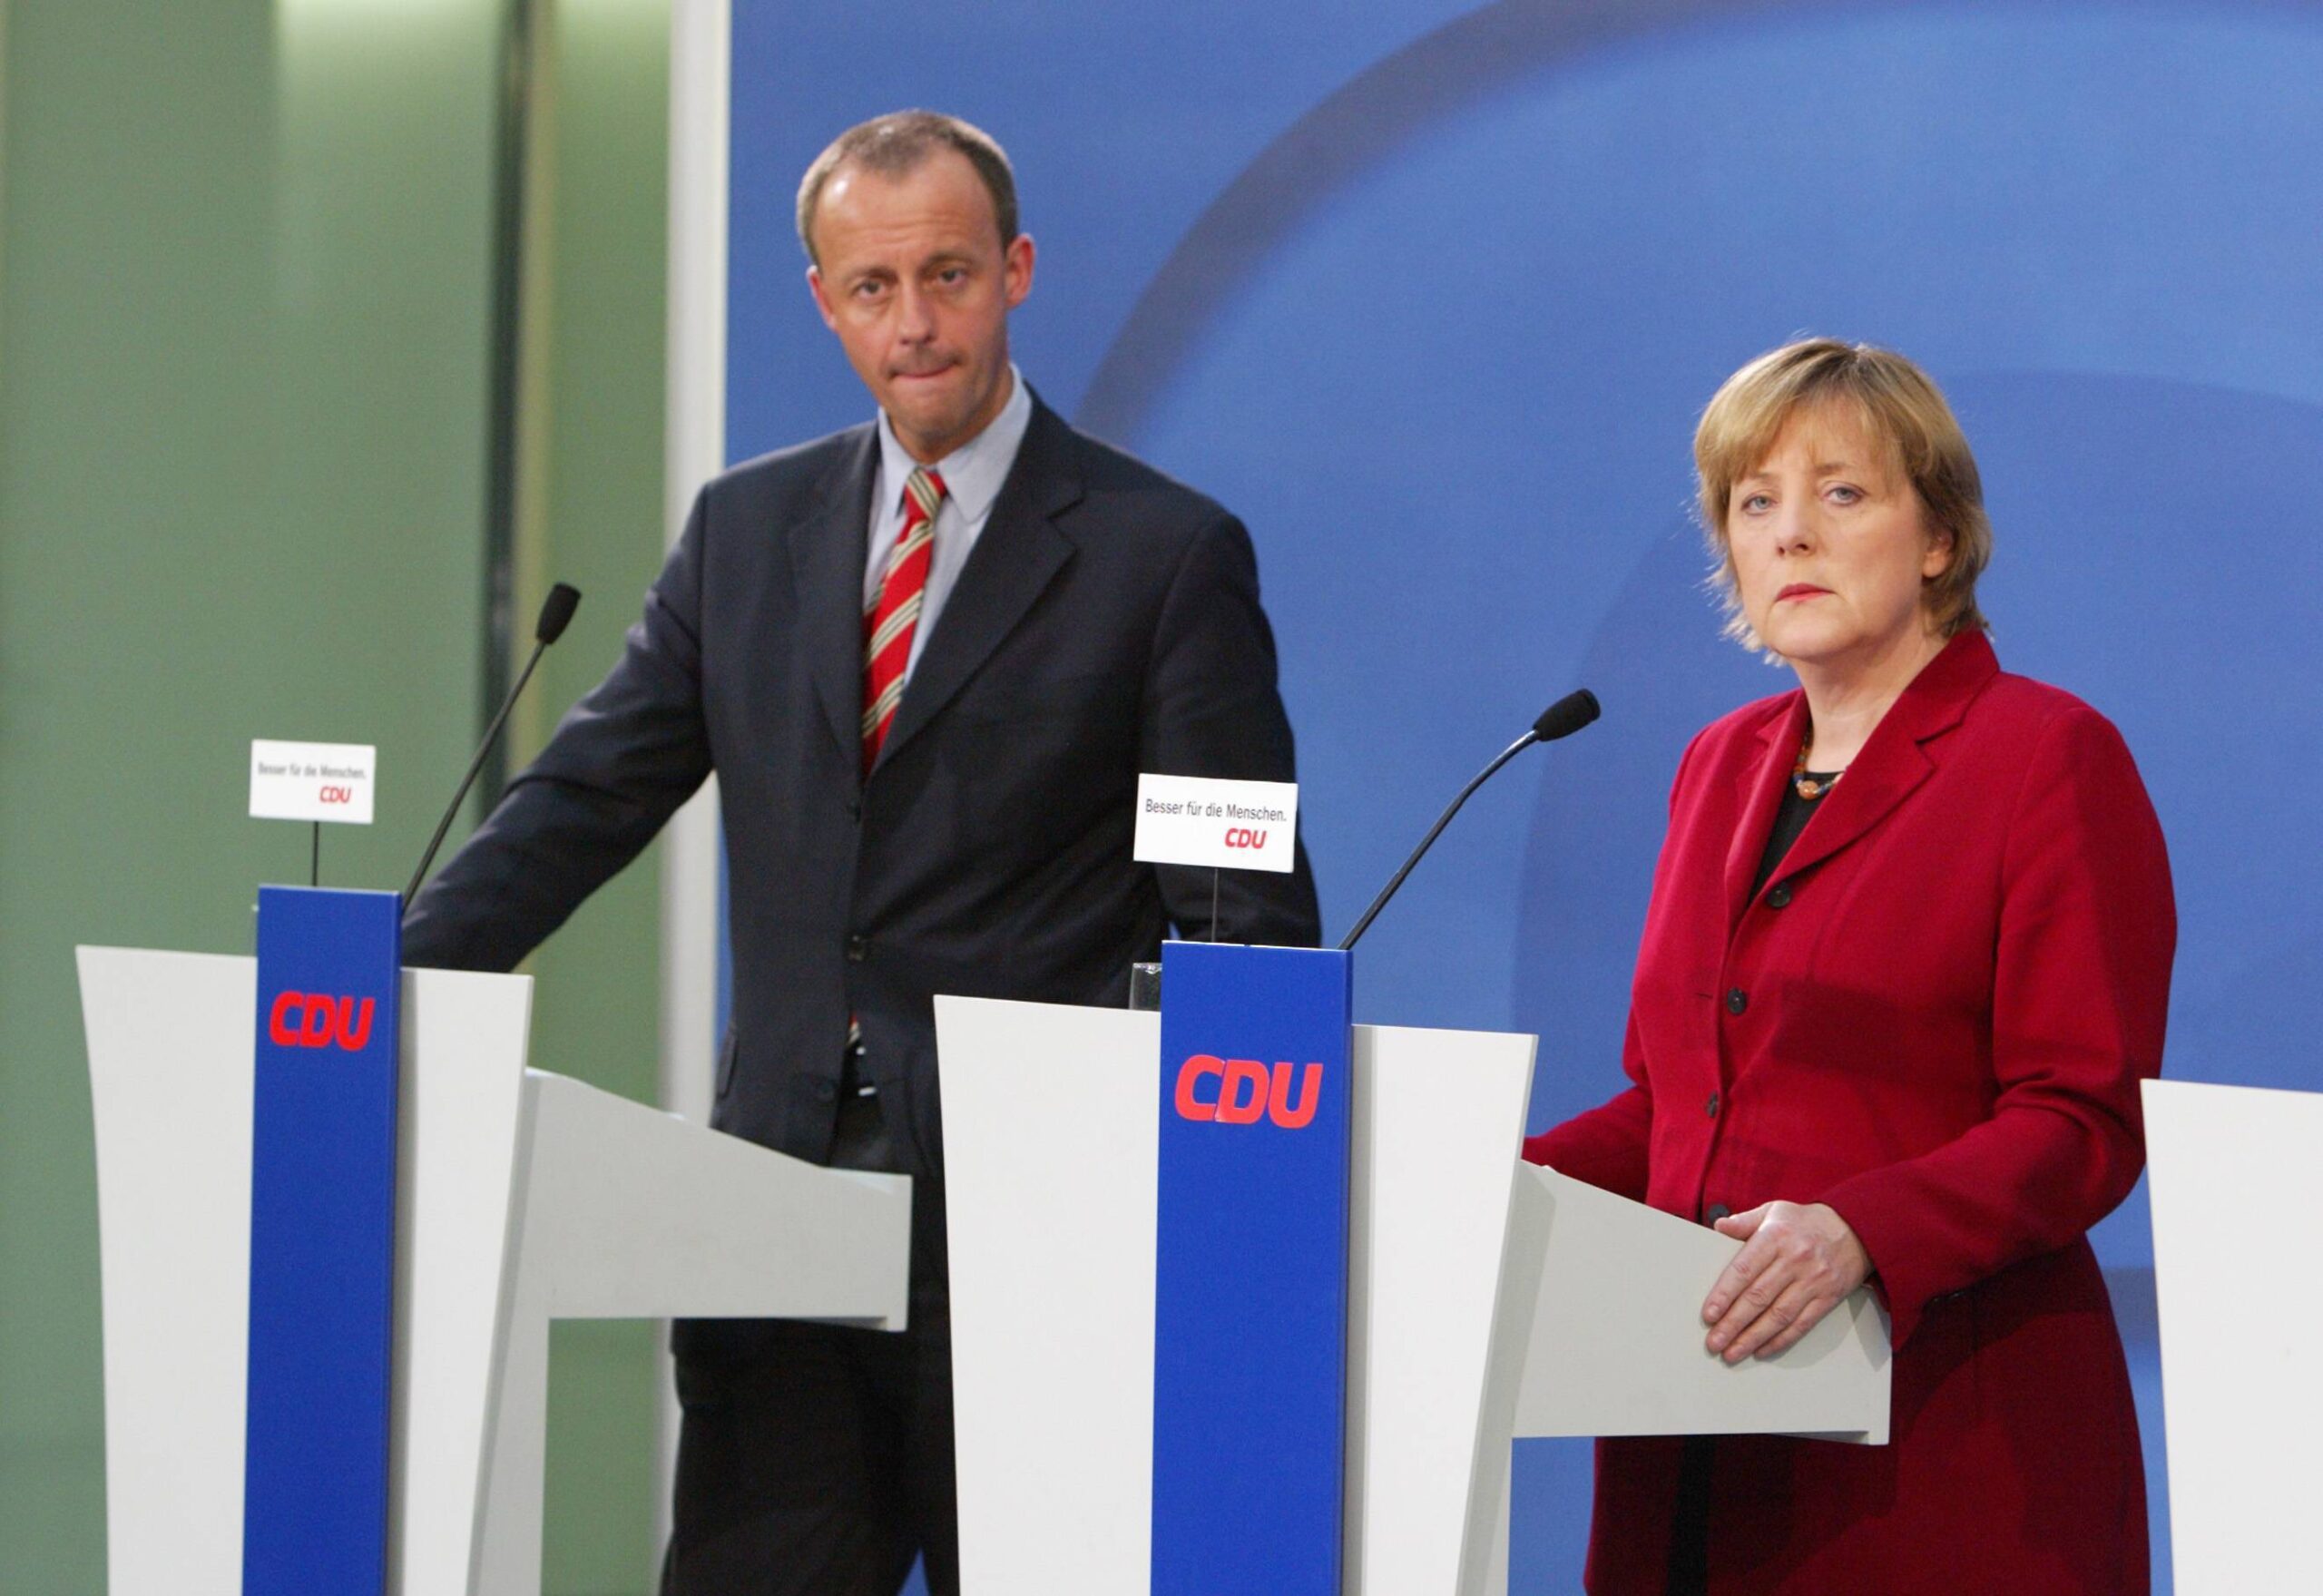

796,111,1018,267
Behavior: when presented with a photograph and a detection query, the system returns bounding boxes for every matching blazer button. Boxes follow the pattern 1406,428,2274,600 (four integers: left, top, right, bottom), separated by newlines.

1767,882,1793,909
1705,1092,1721,1119
1724,988,1748,1015
1701,1201,1731,1225
812,1079,838,1103
846,935,867,963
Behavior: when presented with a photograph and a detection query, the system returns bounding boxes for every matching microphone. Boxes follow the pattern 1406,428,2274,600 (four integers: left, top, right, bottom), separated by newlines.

403,583,582,903
1337,689,1600,952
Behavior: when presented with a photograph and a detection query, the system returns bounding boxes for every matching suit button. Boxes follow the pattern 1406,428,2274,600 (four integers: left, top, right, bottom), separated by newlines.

1702,1202,1732,1224
812,1079,838,1103
1705,1092,1720,1119
1724,988,1748,1015
846,935,867,963
1767,882,1792,908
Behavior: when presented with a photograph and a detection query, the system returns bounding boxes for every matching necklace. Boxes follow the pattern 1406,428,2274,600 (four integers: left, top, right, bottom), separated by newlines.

1791,738,1842,800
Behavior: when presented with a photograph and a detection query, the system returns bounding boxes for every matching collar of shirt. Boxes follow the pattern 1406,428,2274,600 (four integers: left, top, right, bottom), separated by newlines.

864,363,1034,609
874,361,1032,529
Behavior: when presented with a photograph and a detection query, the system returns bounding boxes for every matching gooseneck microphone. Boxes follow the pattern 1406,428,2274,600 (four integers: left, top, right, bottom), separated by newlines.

403,583,582,903
1337,689,1601,952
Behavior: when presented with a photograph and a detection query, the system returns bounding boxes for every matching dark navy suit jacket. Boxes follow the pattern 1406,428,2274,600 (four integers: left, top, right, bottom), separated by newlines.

405,397,1320,1180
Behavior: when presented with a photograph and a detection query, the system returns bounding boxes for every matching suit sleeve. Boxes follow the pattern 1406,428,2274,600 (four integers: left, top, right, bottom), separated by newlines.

1819,705,2175,1346
401,489,717,972
1520,728,1710,1199
1522,1012,1654,1200
1139,513,1322,949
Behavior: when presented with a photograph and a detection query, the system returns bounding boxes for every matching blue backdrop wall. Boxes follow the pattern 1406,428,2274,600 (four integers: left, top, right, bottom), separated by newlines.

724,2,2323,1585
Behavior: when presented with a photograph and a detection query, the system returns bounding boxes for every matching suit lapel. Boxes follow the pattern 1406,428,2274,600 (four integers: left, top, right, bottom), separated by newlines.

1771,716,1935,888
1756,632,2000,894
790,426,881,765
872,401,1083,772
1724,695,1806,933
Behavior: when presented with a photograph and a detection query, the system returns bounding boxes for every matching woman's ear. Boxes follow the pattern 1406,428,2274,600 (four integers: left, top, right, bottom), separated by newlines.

1921,525,1956,583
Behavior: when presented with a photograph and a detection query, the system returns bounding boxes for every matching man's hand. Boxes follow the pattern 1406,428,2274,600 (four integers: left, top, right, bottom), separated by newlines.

1701,1201,1870,1364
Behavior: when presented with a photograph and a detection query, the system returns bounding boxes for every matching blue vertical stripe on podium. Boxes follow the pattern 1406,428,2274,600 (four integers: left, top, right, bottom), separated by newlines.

1152,941,1353,1596
245,886,402,1596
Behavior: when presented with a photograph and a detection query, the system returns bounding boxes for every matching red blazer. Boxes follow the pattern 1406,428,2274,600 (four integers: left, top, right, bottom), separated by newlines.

1525,632,2173,1595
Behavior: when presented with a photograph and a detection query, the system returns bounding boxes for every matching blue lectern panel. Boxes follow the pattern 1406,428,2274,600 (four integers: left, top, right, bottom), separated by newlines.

1152,941,1353,1596
244,886,402,1596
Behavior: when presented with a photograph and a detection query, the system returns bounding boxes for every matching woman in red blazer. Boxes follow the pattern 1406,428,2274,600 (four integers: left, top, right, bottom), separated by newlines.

1525,339,2174,1594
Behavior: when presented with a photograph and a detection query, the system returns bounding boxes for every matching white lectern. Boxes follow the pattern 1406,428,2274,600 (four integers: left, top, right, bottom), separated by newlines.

2146,1077,2323,1595
936,996,1889,1596
77,945,912,1596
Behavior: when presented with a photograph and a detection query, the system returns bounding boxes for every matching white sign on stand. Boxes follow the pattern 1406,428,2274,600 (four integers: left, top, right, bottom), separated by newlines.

1132,774,1298,873
250,739,377,825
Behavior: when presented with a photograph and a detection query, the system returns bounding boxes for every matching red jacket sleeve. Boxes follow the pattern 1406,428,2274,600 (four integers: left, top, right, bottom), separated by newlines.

1818,705,2175,1346
1521,728,1713,1201
1523,1009,1654,1200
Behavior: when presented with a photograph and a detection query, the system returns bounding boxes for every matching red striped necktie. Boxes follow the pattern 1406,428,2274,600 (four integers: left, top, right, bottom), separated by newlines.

861,465,946,777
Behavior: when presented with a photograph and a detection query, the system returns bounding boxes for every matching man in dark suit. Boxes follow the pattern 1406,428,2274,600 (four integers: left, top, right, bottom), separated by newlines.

403,111,1319,1596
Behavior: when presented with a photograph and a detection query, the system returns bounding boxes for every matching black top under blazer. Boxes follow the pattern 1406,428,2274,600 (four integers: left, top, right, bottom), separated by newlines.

404,397,1322,1178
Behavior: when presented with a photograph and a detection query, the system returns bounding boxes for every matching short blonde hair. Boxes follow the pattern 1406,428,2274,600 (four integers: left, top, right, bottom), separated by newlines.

1694,338,1991,649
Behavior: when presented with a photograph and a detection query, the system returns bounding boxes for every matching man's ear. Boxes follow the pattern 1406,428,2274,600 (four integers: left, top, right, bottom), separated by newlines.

806,265,839,332
1002,233,1036,310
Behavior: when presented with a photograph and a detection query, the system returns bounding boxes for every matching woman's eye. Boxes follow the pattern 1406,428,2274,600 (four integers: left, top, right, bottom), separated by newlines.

1740,492,1772,514
1827,484,1861,504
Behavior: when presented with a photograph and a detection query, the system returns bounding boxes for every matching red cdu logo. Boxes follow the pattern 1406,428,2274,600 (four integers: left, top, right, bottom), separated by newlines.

268,991,378,1052
1172,1053,1323,1129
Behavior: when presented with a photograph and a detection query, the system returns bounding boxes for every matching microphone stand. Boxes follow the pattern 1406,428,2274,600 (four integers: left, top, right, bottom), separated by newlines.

403,583,581,903
1338,729,1539,952
1337,688,1600,952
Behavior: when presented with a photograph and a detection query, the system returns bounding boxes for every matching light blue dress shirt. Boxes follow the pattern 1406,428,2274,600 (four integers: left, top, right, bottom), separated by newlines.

861,364,1035,682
